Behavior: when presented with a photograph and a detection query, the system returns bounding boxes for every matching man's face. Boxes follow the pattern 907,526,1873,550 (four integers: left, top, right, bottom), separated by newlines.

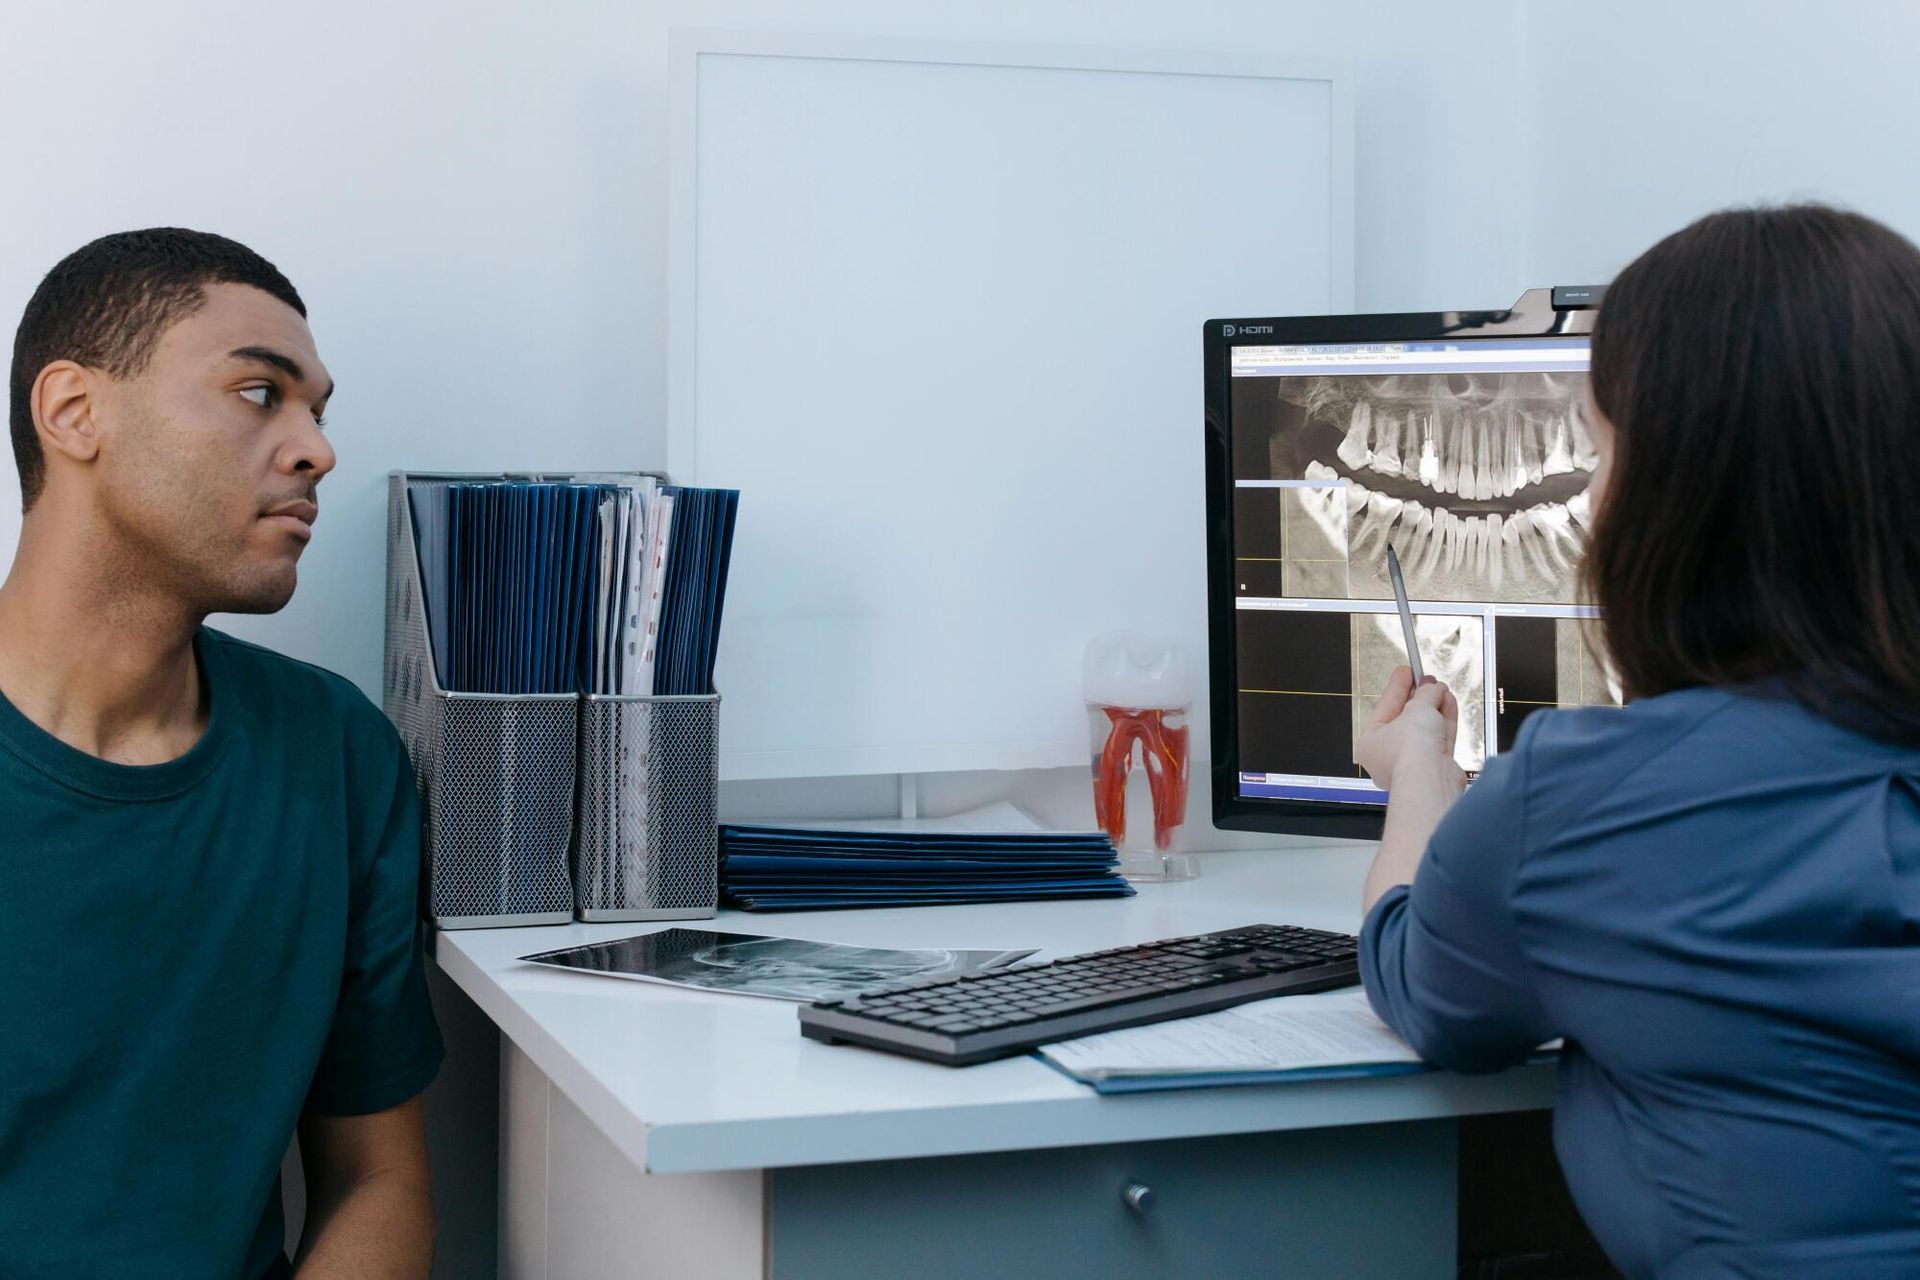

87,283,336,615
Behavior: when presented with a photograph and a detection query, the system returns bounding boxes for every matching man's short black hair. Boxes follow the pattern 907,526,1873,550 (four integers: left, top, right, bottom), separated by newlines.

8,228,306,510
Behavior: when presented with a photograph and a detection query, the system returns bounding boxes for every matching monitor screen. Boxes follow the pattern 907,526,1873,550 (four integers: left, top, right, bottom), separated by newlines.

1204,296,1617,838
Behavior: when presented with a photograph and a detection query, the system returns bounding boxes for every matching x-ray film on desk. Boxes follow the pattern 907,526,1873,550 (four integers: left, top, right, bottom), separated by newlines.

1223,334,1622,810
519,928,1034,1003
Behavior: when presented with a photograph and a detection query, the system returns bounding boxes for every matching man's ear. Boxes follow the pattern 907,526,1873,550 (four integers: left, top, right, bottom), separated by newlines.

33,360,104,465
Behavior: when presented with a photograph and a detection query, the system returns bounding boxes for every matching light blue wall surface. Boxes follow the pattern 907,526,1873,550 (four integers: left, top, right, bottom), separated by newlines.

5,2,1915,703
8,1,1912,706
1515,2,1920,284
1,0,1913,842
0,0,1529,695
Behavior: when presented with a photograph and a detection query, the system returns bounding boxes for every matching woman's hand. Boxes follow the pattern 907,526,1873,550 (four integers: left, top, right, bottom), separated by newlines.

1355,666,1463,793
1357,666,1469,911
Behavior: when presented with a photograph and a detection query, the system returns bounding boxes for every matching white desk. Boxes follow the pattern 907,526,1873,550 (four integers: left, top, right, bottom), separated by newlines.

432,843,1555,1279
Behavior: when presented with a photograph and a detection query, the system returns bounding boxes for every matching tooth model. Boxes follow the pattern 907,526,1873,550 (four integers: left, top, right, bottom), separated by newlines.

1082,633,1194,852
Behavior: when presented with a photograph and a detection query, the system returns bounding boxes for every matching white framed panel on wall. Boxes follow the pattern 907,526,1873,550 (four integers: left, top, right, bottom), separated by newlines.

670,29,1353,781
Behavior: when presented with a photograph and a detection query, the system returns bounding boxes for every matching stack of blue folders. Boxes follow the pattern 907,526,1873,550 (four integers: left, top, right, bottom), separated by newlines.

719,825,1135,912
408,477,739,696
412,481,606,694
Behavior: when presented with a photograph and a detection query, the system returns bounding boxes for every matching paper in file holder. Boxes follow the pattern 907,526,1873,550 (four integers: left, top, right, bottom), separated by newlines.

575,693,719,921
383,472,720,929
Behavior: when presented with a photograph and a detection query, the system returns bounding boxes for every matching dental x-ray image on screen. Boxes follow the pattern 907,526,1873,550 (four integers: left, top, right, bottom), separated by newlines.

1264,371,1597,604
1220,329,1621,815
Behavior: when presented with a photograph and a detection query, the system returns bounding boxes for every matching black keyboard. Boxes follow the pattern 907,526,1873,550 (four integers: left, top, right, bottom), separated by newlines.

797,923,1360,1067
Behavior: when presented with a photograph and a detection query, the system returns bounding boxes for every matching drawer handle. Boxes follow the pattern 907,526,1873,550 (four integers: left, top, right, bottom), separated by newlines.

1122,1183,1157,1214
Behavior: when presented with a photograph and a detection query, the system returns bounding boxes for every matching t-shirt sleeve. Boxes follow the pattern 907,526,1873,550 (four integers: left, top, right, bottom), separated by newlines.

1358,721,1555,1073
306,729,443,1116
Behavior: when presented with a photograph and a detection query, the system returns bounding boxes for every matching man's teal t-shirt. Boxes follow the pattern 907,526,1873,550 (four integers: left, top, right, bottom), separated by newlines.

0,628,443,1278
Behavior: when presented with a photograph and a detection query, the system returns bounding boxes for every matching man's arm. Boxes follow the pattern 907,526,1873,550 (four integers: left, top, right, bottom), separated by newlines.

293,1095,434,1278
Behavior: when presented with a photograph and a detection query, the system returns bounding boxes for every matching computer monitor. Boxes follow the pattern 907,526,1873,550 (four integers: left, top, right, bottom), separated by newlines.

1203,288,1612,840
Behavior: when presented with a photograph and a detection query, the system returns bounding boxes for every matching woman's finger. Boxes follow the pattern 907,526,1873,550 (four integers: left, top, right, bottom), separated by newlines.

1404,679,1457,753
1366,665,1416,731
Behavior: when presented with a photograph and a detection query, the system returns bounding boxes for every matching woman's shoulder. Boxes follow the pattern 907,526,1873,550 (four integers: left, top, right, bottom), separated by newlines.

1504,683,1918,855
1519,682,1914,773
1515,684,1739,765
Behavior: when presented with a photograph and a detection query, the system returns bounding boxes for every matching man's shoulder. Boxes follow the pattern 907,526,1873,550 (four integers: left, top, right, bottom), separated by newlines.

202,628,399,753
203,626,369,705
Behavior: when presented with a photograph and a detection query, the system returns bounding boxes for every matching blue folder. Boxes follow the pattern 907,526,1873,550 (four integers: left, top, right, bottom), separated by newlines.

719,822,1134,912
652,486,741,695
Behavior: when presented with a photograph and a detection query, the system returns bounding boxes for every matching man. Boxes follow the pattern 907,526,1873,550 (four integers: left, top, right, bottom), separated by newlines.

0,229,440,1277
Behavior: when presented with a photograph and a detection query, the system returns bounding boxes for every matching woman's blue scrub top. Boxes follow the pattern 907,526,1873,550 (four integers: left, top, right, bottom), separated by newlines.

1361,685,1920,1279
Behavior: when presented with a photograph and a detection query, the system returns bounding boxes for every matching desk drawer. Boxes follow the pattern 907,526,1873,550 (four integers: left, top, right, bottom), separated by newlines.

767,1121,1456,1280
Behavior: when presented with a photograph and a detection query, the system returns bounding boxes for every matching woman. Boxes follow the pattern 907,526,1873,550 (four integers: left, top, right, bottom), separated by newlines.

1354,204,1920,1279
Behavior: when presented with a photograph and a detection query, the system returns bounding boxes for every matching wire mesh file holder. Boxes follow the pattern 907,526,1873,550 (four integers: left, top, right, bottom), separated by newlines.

575,693,721,921
384,472,578,928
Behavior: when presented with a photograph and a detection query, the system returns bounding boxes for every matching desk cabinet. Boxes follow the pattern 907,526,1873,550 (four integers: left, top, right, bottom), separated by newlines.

436,849,1558,1280
502,1042,1455,1279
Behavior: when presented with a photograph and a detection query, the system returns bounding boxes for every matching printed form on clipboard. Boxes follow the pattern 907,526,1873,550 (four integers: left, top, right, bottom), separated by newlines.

1038,986,1559,1095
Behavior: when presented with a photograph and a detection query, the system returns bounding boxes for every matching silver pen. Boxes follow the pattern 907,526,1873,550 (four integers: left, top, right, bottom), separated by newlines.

1385,545,1425,685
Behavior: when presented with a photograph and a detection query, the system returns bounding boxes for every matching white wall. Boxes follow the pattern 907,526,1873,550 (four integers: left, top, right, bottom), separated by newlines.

0,0,664,685
0,0,1531,697
1515,0,1920,284
9,1,1919,724
10,0,1919,822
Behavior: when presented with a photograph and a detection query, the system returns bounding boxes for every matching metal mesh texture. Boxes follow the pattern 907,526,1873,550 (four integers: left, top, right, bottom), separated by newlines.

384,474,577,927
575,694,720,919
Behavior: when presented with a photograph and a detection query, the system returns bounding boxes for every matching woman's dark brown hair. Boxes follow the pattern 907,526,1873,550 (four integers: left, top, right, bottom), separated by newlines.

1586,203,1920,741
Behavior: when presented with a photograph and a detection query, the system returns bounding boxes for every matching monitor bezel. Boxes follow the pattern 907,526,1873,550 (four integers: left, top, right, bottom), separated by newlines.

1203,289,1599,841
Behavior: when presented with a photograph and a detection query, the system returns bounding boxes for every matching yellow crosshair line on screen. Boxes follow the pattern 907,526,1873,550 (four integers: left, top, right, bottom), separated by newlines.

1239,689,1354,697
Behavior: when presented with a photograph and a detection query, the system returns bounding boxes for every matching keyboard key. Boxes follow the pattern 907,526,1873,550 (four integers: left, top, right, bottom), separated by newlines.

1027,985,1180,1018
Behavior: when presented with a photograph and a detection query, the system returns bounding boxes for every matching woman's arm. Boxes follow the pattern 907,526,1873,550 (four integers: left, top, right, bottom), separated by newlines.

1364,747,1466,911
1352,669,1555,1071
1355,666,1466,911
